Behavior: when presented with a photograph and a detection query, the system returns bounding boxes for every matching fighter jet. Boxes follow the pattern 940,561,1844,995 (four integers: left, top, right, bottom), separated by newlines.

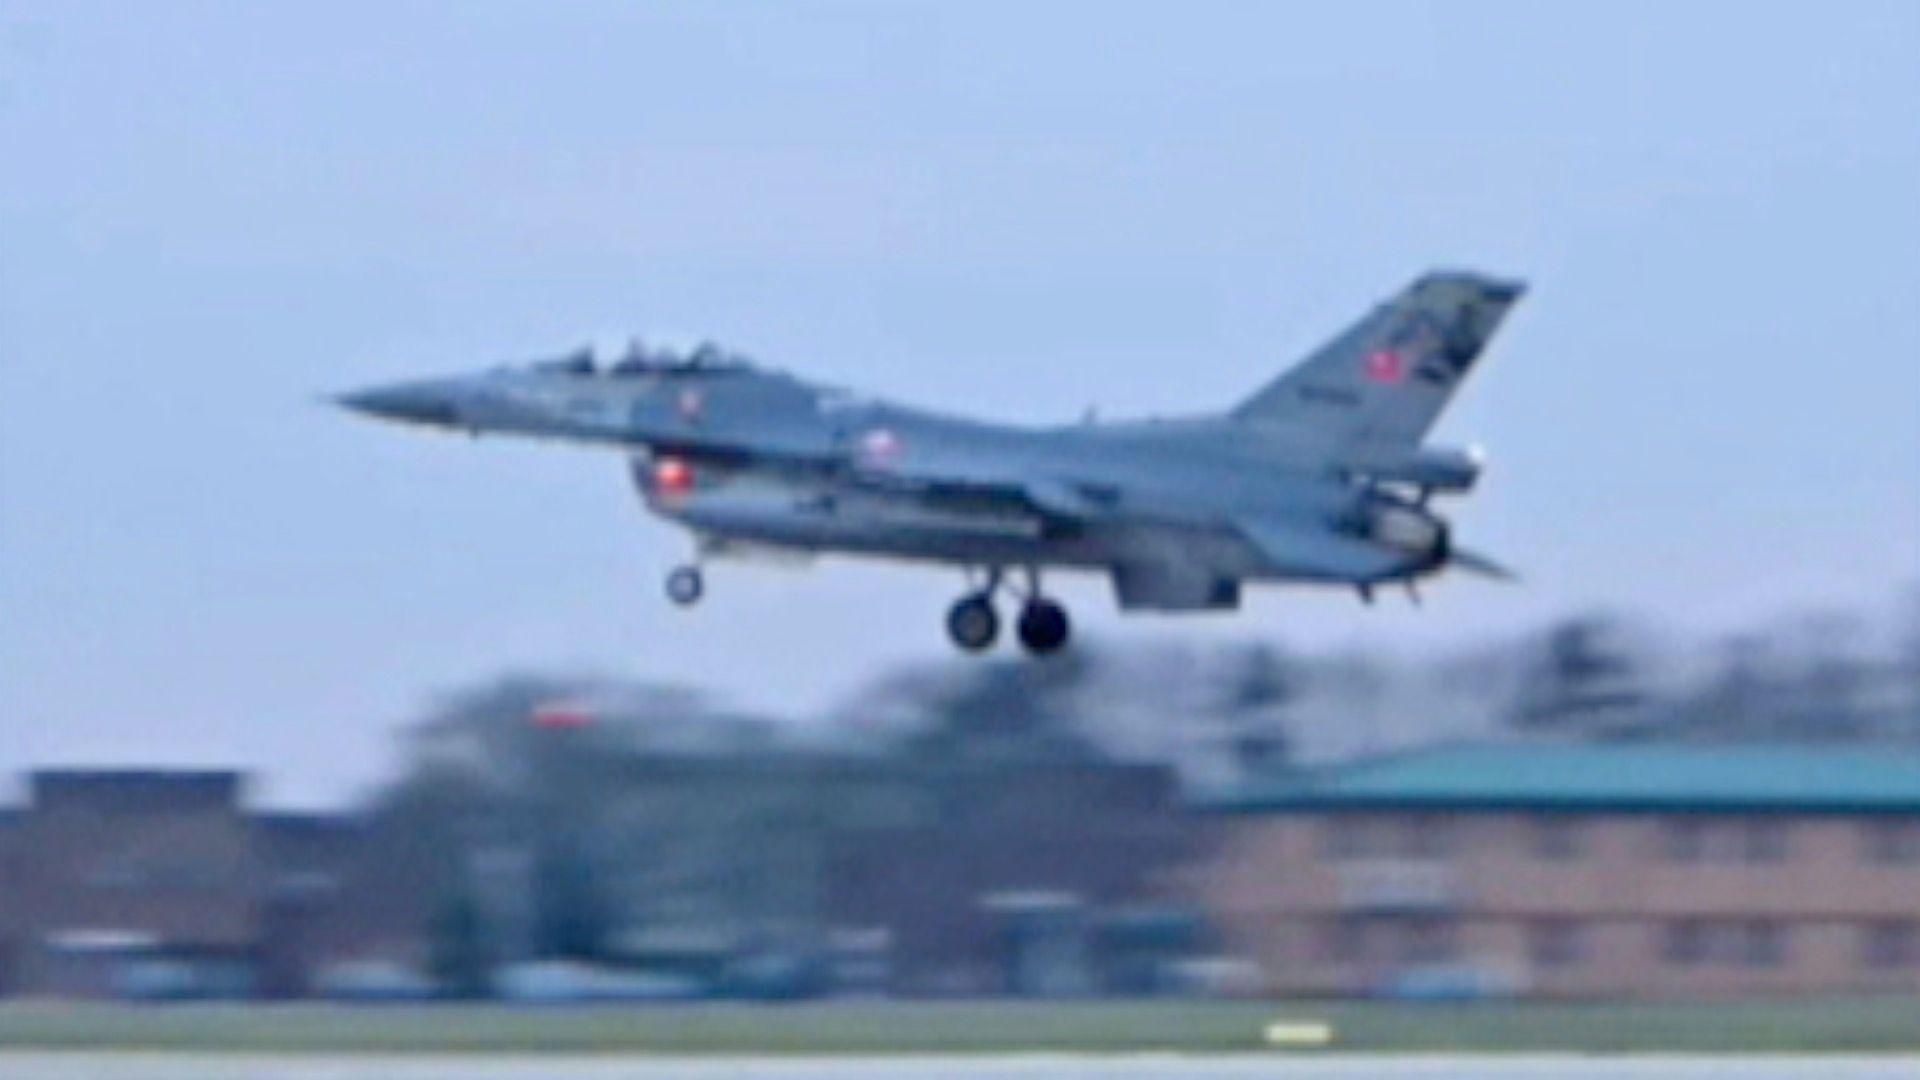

340,270,1523,655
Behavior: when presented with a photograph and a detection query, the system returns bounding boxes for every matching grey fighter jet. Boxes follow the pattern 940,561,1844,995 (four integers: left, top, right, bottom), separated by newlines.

340,270,1523,655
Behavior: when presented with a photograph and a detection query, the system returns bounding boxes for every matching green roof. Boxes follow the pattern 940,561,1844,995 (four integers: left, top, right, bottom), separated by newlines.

1212,744,1920,815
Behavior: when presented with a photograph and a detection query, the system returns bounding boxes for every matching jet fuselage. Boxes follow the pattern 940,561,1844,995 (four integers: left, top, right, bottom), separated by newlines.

340,270,1523,652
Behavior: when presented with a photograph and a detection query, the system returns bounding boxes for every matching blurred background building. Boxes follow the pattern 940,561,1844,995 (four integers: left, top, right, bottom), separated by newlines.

0,599,1916,1002
0,771,260,998
1202,745,1920,999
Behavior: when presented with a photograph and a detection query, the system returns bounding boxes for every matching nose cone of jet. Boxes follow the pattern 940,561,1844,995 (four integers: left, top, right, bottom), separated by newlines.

335,380,464,429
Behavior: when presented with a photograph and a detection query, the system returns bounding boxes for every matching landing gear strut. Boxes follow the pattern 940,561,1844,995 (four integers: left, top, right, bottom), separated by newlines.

665,564,705,607
944,567,1072,656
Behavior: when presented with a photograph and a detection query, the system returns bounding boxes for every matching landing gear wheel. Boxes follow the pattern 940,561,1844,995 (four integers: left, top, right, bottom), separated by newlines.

665,565,705,607
946,594,1000,653
1017,598,1071,655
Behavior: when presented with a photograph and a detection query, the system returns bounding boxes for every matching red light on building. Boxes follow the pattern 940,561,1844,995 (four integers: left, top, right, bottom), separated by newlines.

532,701,594,731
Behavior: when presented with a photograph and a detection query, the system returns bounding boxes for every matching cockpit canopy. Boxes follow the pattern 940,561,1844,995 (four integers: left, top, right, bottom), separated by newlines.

523,340,754,378
528,348,597,376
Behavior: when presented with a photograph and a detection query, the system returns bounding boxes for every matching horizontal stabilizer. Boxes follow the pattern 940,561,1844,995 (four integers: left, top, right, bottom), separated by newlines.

1336,443,1483,494
1235,514,1410,583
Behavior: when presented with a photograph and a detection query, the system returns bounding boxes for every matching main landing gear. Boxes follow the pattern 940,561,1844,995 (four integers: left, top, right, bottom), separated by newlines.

946,593,999,652
945,567,1071,657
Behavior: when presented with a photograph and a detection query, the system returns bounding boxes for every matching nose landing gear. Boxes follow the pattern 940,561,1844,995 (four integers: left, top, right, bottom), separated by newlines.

665,564,705,607
945,567,1071,656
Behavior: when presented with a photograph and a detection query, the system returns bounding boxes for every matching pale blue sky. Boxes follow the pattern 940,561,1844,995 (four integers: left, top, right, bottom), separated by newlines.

2,2,1915,804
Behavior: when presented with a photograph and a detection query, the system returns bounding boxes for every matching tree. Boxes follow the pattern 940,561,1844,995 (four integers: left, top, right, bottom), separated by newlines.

1507,615,1650,737
856,651,1104,760
1688,633,1774,739
531,837,610,961
1217,643,1297,770
427,886,491,999
1782,610,1870,740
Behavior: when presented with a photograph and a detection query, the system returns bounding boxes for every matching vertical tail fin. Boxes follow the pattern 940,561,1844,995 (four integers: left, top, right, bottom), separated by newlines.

1232,270,1525,446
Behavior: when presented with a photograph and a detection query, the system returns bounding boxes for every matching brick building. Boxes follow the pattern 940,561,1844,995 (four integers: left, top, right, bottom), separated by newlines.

0,771,402,999
0,809,18,994
1199,745,1920,999
0,772,260,997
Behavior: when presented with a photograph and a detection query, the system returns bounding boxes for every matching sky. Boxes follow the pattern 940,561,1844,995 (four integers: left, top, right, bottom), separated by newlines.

2,1,1916,806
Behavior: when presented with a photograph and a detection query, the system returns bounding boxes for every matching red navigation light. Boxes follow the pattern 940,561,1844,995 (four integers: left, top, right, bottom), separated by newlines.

653,456,695,496
532,701,594,731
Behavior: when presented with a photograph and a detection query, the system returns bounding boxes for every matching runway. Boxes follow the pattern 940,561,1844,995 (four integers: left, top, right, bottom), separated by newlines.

0,1055,1916,1080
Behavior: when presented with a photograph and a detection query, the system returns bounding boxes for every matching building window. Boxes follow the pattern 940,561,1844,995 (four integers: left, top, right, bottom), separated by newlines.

1864,821,1920,865
1530,919,1585,968
86,860,144,890
1861,921,1918,969
1532,817,1583,861
1743,820,1789,863
1326,915,1372,963
1666,819,1707,862
1322,818,1370,860
1404,816,1451,859
1742,920,1787,967
1664,919,1709,966
1404,916,1458,965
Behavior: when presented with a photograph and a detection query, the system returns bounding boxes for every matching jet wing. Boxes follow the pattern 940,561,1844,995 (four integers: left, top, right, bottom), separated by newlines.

1020,478,1123,518
1233,513,1411,583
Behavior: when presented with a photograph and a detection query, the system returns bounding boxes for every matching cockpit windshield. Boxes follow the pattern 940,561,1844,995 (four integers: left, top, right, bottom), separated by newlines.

519,341,755,378
606,339,753,376
528,348,597,376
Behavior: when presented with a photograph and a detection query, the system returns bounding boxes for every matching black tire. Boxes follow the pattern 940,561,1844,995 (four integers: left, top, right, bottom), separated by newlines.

665,566,704,607
946,594,1000,652
1017,598,1071,655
